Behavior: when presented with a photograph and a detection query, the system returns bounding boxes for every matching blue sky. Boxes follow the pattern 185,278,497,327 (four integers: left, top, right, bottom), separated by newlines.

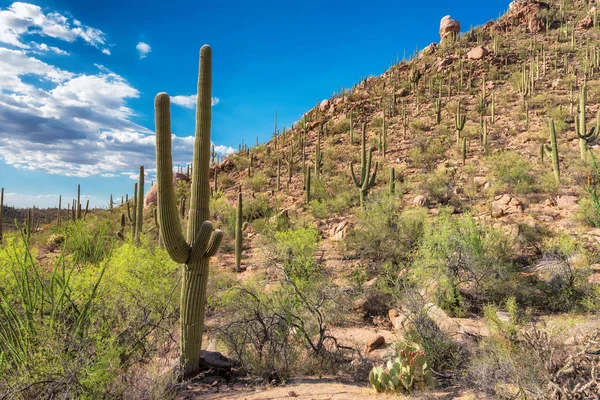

0,0,509,208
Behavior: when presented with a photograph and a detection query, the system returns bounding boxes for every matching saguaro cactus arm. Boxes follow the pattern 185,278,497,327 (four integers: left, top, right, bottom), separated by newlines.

155,93,191,263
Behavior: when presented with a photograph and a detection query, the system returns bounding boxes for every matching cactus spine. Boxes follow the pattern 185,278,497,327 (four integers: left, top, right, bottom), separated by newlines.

135,165,144,244
350,123,379,208
154,45,223,378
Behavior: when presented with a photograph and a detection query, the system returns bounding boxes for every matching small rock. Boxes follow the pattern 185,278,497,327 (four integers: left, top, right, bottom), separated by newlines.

413,195,428,207
473,176,487,188
365,335,385,353
467,46,489,60
578,15,593,30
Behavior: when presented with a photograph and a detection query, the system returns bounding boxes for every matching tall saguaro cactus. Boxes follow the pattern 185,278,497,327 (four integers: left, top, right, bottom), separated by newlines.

350,123,378,208
155,45,223,378
235,187,244,272
543,119,560,185
576,82,599,160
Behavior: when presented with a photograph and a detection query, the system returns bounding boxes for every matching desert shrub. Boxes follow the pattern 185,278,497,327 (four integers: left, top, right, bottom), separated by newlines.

245,172,268,193
415,209,516,315
346,194,427,268
409,118,428,133
243,193,271,221
331,118,350,135
419,170,454,204
534,235,594,312
370,116,384,128
60,219,113,266
470,323,600,399
0,231,179,398
216,228,352,380
408,137,447,172
486,151,535,195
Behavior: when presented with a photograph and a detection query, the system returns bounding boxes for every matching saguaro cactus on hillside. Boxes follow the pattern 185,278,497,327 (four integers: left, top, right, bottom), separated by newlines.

0,187,3,244
350,123,378,208
155,45,223,378
135,165,144,244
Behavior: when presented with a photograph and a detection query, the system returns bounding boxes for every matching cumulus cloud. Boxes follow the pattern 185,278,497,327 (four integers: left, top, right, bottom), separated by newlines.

136,41,151,58
171,94,220,109
0,4,232,179
3,192,95,208
0,2,111,54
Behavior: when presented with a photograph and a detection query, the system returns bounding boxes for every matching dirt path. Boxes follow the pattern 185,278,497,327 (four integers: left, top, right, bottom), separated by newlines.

177,376,485,400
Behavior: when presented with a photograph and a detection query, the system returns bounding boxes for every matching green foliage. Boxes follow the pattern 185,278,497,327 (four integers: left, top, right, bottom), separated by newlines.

419,170,454,204
245,172,268,193
0,229,178,398
369,343,436,394
331,118,351,135
347,194,426,269
415,209,516,314
408,137,447,172
487,151,536,194
59,219,113,266
272,227,320,281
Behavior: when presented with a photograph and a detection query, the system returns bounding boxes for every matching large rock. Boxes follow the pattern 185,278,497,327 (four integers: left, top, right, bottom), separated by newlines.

144,172,190,208
439,15,460,40
497,1,549,33
319,99,330,112
420,42,437,58
329,220,349,242
434,56,456,72
491,194,523,218
467,46,489,60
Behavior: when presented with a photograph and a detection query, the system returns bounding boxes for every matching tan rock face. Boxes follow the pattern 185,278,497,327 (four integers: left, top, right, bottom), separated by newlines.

467,46,489,60
439,15,460,40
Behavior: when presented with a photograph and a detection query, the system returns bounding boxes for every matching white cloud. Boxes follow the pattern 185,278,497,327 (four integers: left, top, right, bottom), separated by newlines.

0,10,232,179
136,41,151,58
213,144,235,157
0,2,111,54
171,94,220,109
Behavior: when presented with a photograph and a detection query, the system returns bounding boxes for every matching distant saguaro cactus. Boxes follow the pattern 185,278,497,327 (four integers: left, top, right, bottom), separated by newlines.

155,45,223,378
350,123,378,208
135,165,144,244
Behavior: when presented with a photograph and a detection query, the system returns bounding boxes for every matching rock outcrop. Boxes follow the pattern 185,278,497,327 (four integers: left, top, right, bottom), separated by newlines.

439,15,461,40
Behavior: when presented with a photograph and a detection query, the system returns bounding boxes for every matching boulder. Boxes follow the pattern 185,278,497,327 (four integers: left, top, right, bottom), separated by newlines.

556,195,578,209
144,172,190,208
434,56,456,72
439,15,461,40
497,1,549,34
420,42,438,57
578,15,593,30
467,46,489,60
319,99,330,112
491,194,523,218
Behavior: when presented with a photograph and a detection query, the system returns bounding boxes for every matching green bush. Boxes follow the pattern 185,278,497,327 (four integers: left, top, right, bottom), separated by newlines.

487,151,535,195
347,194,426,268
415,209,516,315
0,231,179,398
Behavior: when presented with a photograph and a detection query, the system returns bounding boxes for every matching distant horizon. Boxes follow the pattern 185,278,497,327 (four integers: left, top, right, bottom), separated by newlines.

0,0,510,208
